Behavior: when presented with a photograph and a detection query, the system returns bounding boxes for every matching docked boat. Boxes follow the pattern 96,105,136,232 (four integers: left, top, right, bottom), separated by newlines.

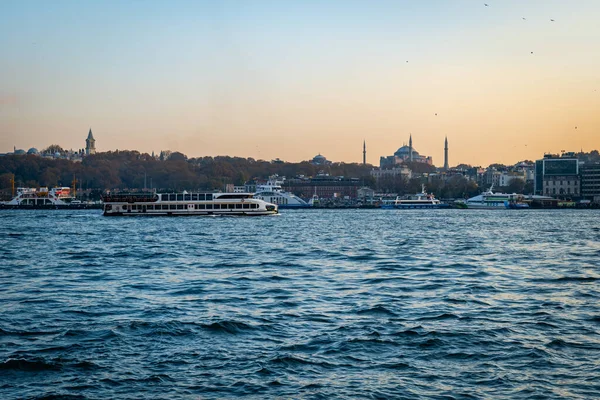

380,185,449,209
253,176,310,208
101,191,278,216
0,187,99,209
461,186,529,209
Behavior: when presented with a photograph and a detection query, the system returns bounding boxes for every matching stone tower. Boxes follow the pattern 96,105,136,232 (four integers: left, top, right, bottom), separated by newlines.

86,128,96,155
444,136,449,171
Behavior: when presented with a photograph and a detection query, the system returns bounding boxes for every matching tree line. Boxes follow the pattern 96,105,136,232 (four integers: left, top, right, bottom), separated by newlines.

0,151,374,198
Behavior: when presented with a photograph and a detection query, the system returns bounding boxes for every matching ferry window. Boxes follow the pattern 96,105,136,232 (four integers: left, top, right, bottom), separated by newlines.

184,194,191,201
147,205,153,210
169,204,176,210
206,204,213,209
198,204,205,209
177,204,184,210
198,194,205,201
243,204,250,209
192,194,198,201
206,194,213,201
105,205,112,211
161,204,167,210
213,204,220,210
177,194,183,201
228,204,235,209
251,204,257,209
235,204,242,209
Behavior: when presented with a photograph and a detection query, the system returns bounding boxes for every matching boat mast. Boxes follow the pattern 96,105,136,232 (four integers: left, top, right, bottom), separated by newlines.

72,175,77,199
10,174,15,198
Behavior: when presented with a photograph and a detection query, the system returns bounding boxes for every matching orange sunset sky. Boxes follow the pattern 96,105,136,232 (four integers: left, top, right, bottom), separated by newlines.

1,1,599,167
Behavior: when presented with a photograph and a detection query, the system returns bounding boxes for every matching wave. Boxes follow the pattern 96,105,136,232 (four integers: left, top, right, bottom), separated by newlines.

201,320,257,334
416,313,460,321
355,305,397,317
0,358,61,372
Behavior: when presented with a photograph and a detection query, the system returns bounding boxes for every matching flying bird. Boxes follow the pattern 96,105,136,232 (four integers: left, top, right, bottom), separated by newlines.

484,3,489,6
550,19,555,22
522,17,526,20
530,51,534,54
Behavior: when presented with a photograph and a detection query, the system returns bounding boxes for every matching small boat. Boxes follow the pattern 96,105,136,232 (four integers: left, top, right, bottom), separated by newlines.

380,185,449,209
101,191,278,216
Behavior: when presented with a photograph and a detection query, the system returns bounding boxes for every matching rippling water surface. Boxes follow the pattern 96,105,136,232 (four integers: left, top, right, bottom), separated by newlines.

1,209,599,399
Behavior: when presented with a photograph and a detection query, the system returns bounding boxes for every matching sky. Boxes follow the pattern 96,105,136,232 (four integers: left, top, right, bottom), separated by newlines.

1,0,599,167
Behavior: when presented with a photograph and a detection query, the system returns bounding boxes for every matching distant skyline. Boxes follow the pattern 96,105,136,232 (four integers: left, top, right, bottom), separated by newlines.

1,1,599,166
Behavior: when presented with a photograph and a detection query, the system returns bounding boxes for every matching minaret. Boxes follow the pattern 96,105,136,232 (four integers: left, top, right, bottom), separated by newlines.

85,128,96,155
363,140,366,165
444,136,449,171
409,134,413,162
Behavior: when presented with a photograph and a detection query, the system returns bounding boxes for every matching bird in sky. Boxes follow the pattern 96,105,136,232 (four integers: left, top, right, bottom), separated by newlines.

484,3,489,6
531,51,534,54
550,19,555,22
522,17,526,20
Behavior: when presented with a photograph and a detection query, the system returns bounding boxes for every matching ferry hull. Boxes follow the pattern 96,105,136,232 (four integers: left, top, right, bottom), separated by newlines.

103,210,277,217
381,204,450,209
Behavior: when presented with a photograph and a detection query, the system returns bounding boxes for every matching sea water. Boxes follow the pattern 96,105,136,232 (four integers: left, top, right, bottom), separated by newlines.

1,209,599,399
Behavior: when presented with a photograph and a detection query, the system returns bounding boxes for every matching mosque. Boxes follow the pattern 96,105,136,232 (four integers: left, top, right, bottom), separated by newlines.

379,134,433,168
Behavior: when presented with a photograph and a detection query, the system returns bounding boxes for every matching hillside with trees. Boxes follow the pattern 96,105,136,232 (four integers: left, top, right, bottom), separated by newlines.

0,151,374,198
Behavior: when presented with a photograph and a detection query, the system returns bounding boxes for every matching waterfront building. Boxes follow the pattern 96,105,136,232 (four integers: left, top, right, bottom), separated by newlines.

499,172,525,187
580,164,600,203
357,187,375,203
370,166,412,182
483,168,502,187
379,135,433,168
534,153,580,197
283,174,362,200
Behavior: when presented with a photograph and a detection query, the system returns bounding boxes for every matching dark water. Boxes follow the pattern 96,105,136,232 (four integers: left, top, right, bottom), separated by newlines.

1,209,599,399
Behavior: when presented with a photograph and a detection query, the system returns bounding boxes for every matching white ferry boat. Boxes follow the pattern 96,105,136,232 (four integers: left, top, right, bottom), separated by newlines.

253,176,310,208
461,186,528,209
380,185,449,209
3,187,77,207
101,192,278,216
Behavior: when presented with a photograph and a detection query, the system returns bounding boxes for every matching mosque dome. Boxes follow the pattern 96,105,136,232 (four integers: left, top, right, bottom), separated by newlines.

312,154,328,164
14,149,26,155
394,145,419,157
27,148,39,155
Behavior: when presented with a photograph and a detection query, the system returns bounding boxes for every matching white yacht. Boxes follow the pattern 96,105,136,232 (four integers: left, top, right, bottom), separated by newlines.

101,192,278,216
461,185,528,209
253,176,310,208
380,185,449,209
